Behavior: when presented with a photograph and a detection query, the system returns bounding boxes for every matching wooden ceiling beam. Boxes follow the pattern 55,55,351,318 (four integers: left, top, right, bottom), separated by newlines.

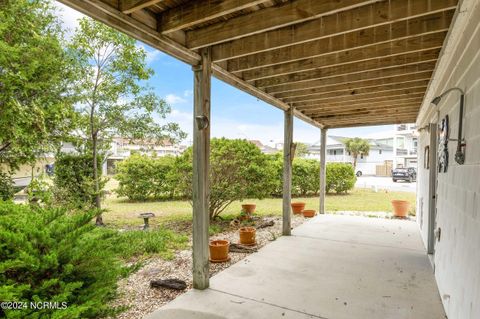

326,118,417,128
294,91,426,108
159,0,267,34
304,103,421,117
264,63,436,94
313,109,420,121
273,71,433,99
212,2,456,61
282,80,429,104
255,50,438,88
323,114,418,126
254,49,439,88
57,0,200,64
239,37,443,81
301,98,424,114
226,15,449,71
120,0,163,14
186,0,377,49
322,112,418,124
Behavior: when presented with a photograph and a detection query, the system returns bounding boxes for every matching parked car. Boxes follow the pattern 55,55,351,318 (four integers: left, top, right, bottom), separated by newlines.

392,167,417,183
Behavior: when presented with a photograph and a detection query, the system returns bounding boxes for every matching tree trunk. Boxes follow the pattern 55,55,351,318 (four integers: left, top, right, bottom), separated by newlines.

353,155,358,171
92,132,103,226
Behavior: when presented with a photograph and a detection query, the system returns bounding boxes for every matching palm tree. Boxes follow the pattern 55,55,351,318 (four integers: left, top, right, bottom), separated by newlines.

344,137,370,170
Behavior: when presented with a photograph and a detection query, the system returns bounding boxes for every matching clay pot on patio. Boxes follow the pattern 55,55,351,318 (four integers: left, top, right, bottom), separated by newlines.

302,209,316,218
291,202,306,214
241,204,256,214
209,240,230,263
239,227,256,246
391,200,410,218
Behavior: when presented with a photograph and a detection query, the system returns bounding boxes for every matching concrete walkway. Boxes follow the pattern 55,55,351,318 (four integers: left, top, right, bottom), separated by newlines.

146,215,445,319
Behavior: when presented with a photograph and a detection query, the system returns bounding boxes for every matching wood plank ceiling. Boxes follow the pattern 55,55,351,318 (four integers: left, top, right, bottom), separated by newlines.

58,0,459,128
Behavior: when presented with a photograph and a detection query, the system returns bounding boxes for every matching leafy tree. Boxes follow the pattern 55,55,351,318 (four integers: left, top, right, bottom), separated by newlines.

0,0,78,170
53,153,103,209
0,172,15,201
69,18,185,224
294,142,310,158
344,137,370,169
177,138,276,219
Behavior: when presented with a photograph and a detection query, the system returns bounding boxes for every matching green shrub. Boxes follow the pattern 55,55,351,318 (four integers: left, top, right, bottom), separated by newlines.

326,162,356,194
0,202,123,318
292,159,320,196
115,154,180,201
27,175,53,205
176,138,276,219
53,153,104,208
0,172,15,201
266,153,283,197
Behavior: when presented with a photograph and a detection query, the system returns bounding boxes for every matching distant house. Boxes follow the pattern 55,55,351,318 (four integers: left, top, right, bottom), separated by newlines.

308,136,393,176
106,137,185,174
248,140,280,154
307,124,418,176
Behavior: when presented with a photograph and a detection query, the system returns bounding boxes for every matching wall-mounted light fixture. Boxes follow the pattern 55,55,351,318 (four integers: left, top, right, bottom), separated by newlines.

195,115,209,130
431,87,466,165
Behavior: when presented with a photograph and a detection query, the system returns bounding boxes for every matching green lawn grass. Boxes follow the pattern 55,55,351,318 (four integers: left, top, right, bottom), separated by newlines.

103,186,416,228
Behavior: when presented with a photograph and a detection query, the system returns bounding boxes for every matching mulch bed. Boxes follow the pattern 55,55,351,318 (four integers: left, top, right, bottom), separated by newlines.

111,215,306,319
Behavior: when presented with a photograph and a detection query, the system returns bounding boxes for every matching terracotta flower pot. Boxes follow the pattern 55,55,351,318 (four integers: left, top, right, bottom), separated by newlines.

391,200,410,218
241,204,256,214
239,227,256,246
209,240,230,263
291,202,306,214
302,209,316,218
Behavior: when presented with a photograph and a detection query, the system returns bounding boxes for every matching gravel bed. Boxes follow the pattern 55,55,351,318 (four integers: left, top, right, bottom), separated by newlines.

112,214,306,319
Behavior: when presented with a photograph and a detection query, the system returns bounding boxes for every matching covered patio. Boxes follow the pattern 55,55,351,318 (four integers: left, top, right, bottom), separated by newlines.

55,0,464,317
146,214,444,319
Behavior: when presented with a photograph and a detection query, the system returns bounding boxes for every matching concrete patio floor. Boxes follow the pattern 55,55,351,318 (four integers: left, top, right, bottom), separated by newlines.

146,214,445,319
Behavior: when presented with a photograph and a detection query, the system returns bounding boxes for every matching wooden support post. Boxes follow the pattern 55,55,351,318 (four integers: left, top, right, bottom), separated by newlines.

192,47,211,290
283,107,293,235
319,128,327,214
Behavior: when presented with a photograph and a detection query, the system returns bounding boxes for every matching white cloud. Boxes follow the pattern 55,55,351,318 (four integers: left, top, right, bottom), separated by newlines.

183,90,193,98
54,2,85,40
165,94,187,105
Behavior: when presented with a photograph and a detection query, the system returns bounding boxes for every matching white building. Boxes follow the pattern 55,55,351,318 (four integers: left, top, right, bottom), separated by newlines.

307,125,418,175
415,2,480,317
106,137,185,174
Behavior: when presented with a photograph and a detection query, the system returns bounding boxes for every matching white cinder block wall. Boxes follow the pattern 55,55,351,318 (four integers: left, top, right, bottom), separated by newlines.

416,1,480,318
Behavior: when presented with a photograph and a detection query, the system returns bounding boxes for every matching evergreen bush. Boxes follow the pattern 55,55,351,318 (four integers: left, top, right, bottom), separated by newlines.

0,202,122,318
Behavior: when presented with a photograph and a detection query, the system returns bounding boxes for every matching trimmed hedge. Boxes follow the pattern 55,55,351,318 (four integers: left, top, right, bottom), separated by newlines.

115,154,179,201
326,162,356,194
115,150,356,202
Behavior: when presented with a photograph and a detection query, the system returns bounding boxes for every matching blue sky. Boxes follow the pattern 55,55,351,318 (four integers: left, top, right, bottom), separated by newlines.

55,2,395,145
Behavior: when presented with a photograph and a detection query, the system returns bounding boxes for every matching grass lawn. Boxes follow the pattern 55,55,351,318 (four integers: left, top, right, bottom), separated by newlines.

103,180,416,228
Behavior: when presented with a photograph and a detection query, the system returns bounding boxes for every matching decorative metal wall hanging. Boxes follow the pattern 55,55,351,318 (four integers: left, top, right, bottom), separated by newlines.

438,115,449,173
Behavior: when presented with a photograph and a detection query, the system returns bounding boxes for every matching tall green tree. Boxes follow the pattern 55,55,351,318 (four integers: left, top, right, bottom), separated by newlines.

344,137,370,169
0,0,78,171
70,18,185,224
